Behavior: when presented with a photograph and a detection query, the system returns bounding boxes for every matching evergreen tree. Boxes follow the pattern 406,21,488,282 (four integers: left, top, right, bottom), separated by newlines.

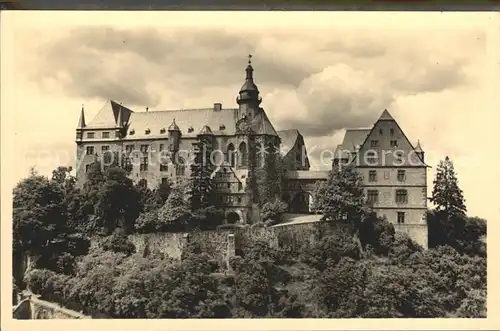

430,156,467,247
431,156,467,219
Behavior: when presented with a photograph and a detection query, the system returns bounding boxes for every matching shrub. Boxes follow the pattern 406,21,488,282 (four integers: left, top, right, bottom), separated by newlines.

24,269,56,294
261,197,288,224
101,233,136,256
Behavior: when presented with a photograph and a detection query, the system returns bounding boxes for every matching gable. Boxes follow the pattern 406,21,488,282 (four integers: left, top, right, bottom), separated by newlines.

87,100,133,129
356,118,426,167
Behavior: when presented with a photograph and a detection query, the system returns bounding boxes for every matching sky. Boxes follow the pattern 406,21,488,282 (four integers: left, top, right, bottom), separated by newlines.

2,12,499,222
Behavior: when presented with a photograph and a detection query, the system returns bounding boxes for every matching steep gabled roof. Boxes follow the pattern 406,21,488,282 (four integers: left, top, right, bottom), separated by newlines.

353,109,430,167
277,129,300,157
251,108,278,136
86,100,133,129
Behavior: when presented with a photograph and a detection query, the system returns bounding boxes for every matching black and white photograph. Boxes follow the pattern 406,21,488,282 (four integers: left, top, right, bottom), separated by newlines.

2,10,497,328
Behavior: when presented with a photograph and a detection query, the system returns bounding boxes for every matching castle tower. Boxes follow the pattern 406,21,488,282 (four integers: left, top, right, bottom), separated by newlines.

236,54,262,121
168,118,181,153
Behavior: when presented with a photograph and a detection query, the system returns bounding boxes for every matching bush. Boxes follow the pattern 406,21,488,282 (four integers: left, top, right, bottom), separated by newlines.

456,289,486,318
101,233,136,256
261,197,288,224
56,252,76,275
300,227,361,270
24,269,56,294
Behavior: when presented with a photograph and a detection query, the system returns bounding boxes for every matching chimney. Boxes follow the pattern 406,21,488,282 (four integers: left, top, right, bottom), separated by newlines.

214,103,222,111
146,107,149,112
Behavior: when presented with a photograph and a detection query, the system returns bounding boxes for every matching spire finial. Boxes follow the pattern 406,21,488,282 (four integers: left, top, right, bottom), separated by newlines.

248,54,252,65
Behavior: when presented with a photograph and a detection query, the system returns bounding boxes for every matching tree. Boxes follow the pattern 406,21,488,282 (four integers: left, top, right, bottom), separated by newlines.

430,156,467,245
94,167,142,234
13,171,66,257
189,136,215,211
157,180,191,231
312,165,370,230
261,197,288,225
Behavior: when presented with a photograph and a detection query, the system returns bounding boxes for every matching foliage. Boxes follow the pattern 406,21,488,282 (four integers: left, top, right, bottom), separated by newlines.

189,136,215,211
359,214,395,255
13,171,67,254
312,165,370,231
156,180,192,231
300,226,361,271
261,197,288,225
100,232,136,256
190,205,225,230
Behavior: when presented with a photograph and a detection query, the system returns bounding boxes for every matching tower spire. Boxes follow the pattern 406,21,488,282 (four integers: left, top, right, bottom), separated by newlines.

77,104,86,128
238,54,260,106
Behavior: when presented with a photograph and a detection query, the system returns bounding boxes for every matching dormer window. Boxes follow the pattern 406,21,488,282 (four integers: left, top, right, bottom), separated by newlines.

219,124,226,130
160,128,166,134
188,126,194,133
145,128,151,135
130,129,135,135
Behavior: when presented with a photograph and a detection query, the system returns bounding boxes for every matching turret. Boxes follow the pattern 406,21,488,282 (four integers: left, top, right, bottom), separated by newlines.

236,54,262,121
415,140,424,162
168,118,181,153
76,104,85,141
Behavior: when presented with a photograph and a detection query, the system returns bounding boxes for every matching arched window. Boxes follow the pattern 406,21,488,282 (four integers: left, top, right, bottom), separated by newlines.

175,156,186,177
239,142,248,167
227,143,236,167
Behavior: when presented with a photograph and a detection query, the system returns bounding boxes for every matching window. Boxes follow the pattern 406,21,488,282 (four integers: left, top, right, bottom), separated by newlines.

85,164,91,172
159,144,164,152
397,170,406,182
370,140,379,148
379,129,383,135
395,189,408,204
140,157,148,171
367,190,379,204
160,163,168,172
101,145,110,152
368,170,377,182
390,128,394,135
86,132,95,139
397,212,405,224
390,140,398,147
102,132,110,139
227,183,231,189
236,197,242,203
161,177,169,185
125,145,134,154
86,146,95,155
175,158,186,177
238,182,243,191
140,144,149,153
366,151,377,165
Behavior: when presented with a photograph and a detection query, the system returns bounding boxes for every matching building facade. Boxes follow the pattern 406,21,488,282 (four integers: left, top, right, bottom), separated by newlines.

74,58,428,247
333,110,429,248
75,58,320,223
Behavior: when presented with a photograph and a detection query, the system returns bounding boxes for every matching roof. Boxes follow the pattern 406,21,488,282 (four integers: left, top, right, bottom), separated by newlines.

414,140,423,152
199,125,214,135
86,100,133,129
126,108,238,139
336,129,371,155
277,129,299,157
284,170,329,180
378,109,394,121
251,109,278,136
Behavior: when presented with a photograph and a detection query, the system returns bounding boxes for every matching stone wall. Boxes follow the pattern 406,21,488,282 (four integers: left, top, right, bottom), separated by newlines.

128,221,327,268
13,292,90,319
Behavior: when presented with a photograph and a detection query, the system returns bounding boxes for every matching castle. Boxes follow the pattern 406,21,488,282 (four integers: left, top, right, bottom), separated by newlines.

75,56,428,248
